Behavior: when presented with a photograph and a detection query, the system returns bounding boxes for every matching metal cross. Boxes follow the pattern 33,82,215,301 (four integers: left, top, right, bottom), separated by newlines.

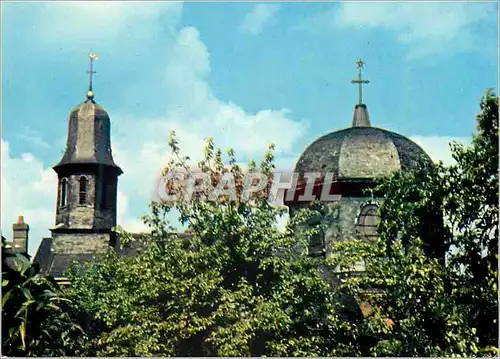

87,52,99,92
351,58,369,104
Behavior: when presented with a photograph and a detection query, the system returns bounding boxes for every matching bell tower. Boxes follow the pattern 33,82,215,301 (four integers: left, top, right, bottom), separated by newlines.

51,53,122,256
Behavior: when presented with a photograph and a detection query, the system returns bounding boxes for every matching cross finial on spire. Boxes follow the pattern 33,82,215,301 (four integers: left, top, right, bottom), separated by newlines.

86,52,99,100
351,58,369,105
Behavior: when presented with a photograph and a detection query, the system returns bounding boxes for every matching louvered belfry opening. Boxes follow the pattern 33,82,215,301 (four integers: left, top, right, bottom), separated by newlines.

79,176,88,205
59,178,68,208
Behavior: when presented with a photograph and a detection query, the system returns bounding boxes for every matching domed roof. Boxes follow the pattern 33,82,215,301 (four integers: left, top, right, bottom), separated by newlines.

53,95,122,173
294,104,431,181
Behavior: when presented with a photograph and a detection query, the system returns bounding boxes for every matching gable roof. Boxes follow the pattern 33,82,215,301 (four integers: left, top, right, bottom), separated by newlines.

33,232,194,277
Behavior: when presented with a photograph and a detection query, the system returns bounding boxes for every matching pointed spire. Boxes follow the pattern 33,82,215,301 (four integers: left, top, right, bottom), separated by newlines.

351,59,371,127
352,104,371,127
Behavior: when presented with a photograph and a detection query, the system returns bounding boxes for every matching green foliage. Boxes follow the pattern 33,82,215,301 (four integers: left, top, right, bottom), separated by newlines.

67,137,363,356
1,238,84,356
331,90,499,356
65,90,498,357
446,89,498,349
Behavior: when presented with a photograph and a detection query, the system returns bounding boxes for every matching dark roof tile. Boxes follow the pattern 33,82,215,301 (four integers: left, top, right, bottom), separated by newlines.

49,253,97,278
33,237,53,274
295,126,431,181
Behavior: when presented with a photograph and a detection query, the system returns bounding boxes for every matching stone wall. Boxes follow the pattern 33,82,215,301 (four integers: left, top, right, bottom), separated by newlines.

56,173,96,229
52,232,111,254
93,168,118,230
292,196,381,270
324,196,382,271
332,196,381,243
55,169,118,231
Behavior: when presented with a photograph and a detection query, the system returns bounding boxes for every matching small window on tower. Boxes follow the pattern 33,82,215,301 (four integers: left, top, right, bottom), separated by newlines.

79,176,88,205
357,204,380,240
59,178,68,208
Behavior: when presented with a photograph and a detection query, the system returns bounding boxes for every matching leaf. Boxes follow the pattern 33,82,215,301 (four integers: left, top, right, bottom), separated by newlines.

20,321,26,350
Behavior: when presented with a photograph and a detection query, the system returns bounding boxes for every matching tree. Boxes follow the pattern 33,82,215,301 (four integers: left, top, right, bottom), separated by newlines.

446,89,498,349
66,90,498,357
1,238,84,356
67,138,361,356
331,90,498,356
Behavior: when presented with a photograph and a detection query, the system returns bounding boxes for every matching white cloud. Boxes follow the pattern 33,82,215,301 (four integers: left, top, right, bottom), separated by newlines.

117,191,148,233
1,3,306,255
240,4,281,35
411,135,469,166
108,25,307,233
37,2,183,44
0,139,56,256
311,2,494,59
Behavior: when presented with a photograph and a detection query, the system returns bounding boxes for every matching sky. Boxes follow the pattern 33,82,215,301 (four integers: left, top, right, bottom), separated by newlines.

1,1,498,255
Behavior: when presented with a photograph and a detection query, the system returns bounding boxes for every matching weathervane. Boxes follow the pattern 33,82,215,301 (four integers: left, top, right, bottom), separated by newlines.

86,52,99,99
351,58,369,105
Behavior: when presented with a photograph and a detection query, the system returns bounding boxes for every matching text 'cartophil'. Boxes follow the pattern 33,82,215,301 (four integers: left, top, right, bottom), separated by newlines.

154,170,342,205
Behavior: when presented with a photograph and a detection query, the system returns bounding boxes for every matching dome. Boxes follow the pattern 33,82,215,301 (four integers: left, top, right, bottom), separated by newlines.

294,104,431,181
53,98,122,173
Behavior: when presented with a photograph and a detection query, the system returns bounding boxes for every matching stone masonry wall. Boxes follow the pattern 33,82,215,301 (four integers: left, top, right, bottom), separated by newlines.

56,173,96,229
52,232,111,255
331,196,381,243
324,196,382,271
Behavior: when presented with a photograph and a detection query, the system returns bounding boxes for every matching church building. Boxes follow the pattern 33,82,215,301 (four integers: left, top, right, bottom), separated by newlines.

33,54,123,279
26,57,432,279
286,59,432,260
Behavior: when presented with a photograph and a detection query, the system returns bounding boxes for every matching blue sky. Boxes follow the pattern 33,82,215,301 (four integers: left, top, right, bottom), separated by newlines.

1,1,498,255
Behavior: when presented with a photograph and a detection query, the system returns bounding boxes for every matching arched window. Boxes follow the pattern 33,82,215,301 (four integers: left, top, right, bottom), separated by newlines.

59,178,68,207
79,176,88,205
357,204,380,240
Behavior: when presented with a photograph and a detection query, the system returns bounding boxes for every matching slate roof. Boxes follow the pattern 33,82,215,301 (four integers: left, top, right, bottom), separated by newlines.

295,116,431,181
33,237,53,274
49,253,97,277
34,232,194,277
54,101,122,173
33,238,98,277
